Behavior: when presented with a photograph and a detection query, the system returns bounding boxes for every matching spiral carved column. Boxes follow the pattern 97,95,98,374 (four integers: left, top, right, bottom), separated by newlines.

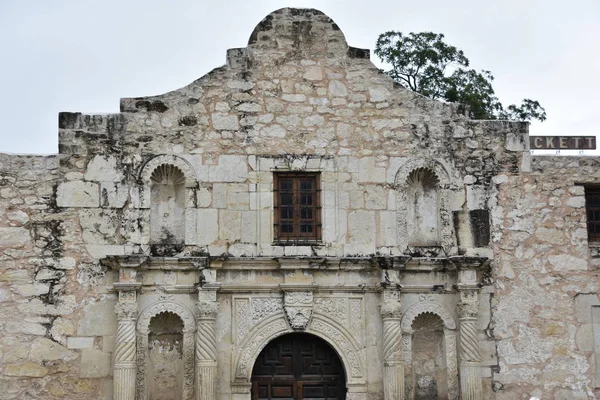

380,290,404,400
196,288,218,400
458,291,483,400
114,293,138,400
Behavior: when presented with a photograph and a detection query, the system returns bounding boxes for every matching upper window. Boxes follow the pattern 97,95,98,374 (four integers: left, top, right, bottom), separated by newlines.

586,187,600,242
273,172,321,243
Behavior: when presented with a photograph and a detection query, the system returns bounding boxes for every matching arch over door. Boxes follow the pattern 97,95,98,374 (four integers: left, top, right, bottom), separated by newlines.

251,333,346,400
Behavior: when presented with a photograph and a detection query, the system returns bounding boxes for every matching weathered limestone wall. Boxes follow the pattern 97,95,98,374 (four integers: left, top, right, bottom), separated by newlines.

1,7,598,400
0,154,115,399
491,156,600,399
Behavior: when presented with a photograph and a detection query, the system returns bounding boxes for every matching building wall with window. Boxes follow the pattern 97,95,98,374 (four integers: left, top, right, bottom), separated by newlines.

0,7,599,400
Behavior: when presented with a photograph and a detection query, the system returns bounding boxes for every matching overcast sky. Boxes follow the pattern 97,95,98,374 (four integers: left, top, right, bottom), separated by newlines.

1,0,598,155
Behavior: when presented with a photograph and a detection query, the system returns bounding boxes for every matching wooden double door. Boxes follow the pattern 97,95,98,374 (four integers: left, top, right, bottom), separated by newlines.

251,333,346,400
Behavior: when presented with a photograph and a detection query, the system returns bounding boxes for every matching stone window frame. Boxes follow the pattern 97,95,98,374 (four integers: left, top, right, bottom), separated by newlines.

273,172,322,244
253,155,337,249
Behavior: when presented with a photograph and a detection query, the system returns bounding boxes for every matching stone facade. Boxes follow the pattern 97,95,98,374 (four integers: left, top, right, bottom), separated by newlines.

0,7,599,400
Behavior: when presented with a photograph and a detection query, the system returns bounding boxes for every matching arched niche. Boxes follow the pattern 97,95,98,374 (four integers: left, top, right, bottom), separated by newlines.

138,155,198,253
137,302,196,400
400,302,459,400
411,313,447,399
149,164,186,249
394,159,454,254
406,168,441,246
233,314,365,387
147,312,185,400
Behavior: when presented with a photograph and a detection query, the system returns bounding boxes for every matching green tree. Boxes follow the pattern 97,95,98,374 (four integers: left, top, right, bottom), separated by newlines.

374,31,546,122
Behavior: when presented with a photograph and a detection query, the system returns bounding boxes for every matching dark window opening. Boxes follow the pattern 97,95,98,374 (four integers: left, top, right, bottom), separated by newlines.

586,187,600,242
274,173,321,243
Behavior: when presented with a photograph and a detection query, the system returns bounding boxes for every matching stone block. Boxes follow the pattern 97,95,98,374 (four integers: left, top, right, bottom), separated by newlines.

0,227,30,248
348,211,375,244
77,300,117,336
576,323,593,352
197,187,212,207
84,155,123,182
575,294,600,323
14,283,50,296
56,181,99,207
368,86,390,102
4,361,48,377
50,317,75,345
378,211,396,247
100,182,129,208
197,209,218,244
365,185,387,210
67,337,94,349
211,113,239,130
220,210,241,241
80,349,111,378
210,155,248,182
328,81,348,97
30,338,76,362
358,158,385,183
548,254,588,272
241,211,257,243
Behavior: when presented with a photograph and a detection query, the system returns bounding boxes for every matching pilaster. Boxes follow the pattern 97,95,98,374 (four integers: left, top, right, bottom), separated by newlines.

457,267,483,400
380,289,404,400
196,284,219,400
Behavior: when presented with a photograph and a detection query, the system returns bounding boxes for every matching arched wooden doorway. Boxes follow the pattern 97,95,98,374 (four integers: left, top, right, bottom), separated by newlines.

251,333,347,400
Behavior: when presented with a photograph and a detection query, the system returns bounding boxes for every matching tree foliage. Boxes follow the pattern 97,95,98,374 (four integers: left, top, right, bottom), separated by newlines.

374,31,546,122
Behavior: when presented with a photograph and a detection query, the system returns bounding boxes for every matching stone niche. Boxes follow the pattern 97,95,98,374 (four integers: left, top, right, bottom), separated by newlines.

411,313,448,399
147,312,185,400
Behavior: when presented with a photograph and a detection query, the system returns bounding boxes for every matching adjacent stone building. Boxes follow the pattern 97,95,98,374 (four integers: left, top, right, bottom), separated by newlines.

0,7,599,400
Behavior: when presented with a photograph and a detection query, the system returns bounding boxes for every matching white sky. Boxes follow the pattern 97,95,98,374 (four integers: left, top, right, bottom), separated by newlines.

0,0,598,155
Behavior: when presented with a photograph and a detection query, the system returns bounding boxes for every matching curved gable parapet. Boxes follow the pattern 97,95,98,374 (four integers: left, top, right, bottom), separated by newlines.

247,8,366,62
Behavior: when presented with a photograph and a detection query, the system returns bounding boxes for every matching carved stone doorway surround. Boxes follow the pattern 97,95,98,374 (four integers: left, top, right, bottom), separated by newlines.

230,286,368,400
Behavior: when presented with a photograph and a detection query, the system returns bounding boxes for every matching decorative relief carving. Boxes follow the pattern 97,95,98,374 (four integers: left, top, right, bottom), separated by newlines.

119,290,137,303
116,302,138,320
349,298,363,346
380,290,402,319
314,297,346,324
401,333,412,364
400,302,456,331
197,301,218,319
135,334,148,400
251,298,283,322
284,292,313,331
445,331,460,400
458,292,479,319
235,318,288,379
311,319,362,378
182,333,195,400
137,302,196,333
235,298,250,343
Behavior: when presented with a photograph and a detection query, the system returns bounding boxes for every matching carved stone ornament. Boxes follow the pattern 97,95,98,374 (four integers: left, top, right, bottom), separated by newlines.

458,292,479,319
197,301,218,319
116,302,138,320
380,290,402,319
284,291,313,331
